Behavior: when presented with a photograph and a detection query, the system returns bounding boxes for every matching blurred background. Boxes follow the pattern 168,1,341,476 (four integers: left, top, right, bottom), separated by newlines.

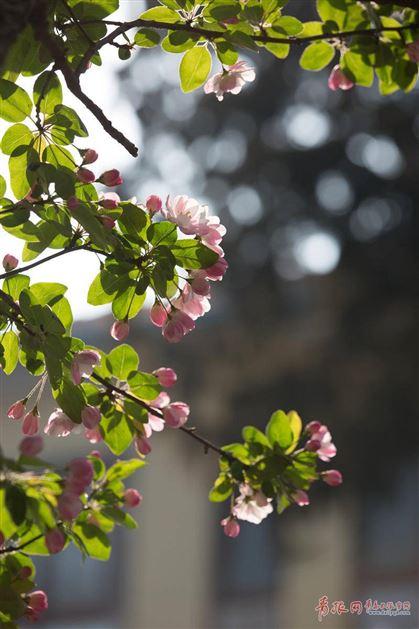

1,1,418,627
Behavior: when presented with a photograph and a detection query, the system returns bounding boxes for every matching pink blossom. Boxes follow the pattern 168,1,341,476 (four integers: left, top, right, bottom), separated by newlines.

163,402,190,428
150,302,168,327
199,215,226,248
173,283,210,320
7,400,26,420
322,469,343,487
328,65,354,91
71,349,101,385
19,435,44,457
124,488,143,508
205,257,228,281
204,60,256,101
190,271,211,297
100,216,116,230
99,192,120,209
67,196,79,211
44,409,76,437
135,435,152,456
153,367,177,388
292,490,310,506
310,424,337,462
99,169,123,186
2,254,18,271
27,591,48,612
85,426,103,443
146,195,162,215
164,195,209,235
22,411,39,436
76,167,96,183
81,405,101,429
143,413,165,438
406,40,419,63
233,484,273,524
221,516,240,538
110,319,130,341
45,528,66,554
163,309,195,343
306,420,322,435
150,391,170,409
81,148,98,164
305,438,321,452
57,492,83,520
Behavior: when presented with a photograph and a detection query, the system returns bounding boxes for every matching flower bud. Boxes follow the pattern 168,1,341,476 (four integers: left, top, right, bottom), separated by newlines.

221,517,240,538
7,400,26,420
292,490,310,506
68,457,94,487
322,469,343,487
124,488,143,508
19,566,32,579
146,195,162,215
305,421,322,435
110,319,130,341
81,148,98,164
57,492,83,520
19,435,44,457
305,438,321,452
45,528,66,554
67,196,79,211
81,405,101,429
328,65,354,91
2,254,18,271
22,411,39,436
135,435,152,456
152,367,177,388
163,402,190,429
85,426,103,443
149,302,168,327
76,167,96,184
27,590,48,612
100,215,116,230
99,192,120,209
99,169,123,187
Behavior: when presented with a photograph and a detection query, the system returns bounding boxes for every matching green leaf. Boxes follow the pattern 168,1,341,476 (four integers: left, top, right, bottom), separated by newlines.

265,410,293,450
147,221,177,246
162,30,199,53
112,284,146,320
33,71,62,115
88,270,124,306
341,50,374,87
101,408,134,455
101,506,137,529
300,41,335,71
263,42,290,59
106,458,145,482
0,174,5,197
8,146,31,200
0,80,32,122
72,523,111,561
1,331,19,375
1,123,33,155
179,46,212,93
170,239,218,269
134,28,161,48
128,371,160,401
140,6,180,23
106,344,139,380
208,474,233,502
2,274,30,301
5,485,27,526
52,378,86,422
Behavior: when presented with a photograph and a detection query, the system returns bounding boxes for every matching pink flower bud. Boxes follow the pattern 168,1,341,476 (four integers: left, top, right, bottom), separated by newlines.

57,492,83,520
135,435,152,456
152,367,177,388
81,405,101,429
305,421,322,435
7,400,26,420
2,254,18,271
71,349,101,385
190,272,211,297
85,426,103,443
146,195,162,215
150,302,168,327
27,590,48,612
100,215,116,230
99,169,123,187
328,65,354,91
67,196,79,211
81,148,98,164
322,469,343,487
45,528,66,554
68,457,94,487
22,411,39,436
90,450,101,458
99,192,120,209
76,167,96,184
163,402,190,429
221,517,240,538
110,319,130,341
19,435,44,457
124,488,143,508
305,438,321,452
205,257,228,281
19,566,32,579
292,490,310,506
44,409,75,438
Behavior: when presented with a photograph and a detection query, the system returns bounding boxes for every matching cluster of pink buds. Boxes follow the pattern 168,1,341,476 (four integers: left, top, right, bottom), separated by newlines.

145,194,228,343
7,399,40,436
57,457,94,521
75,147,123,190
25,590,48,622
134,368,190,455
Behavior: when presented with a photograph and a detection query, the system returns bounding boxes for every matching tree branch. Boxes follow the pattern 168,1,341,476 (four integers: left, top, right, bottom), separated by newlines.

30,4,138,157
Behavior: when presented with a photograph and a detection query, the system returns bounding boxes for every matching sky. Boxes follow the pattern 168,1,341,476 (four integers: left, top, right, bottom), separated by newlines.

0,2,144,320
